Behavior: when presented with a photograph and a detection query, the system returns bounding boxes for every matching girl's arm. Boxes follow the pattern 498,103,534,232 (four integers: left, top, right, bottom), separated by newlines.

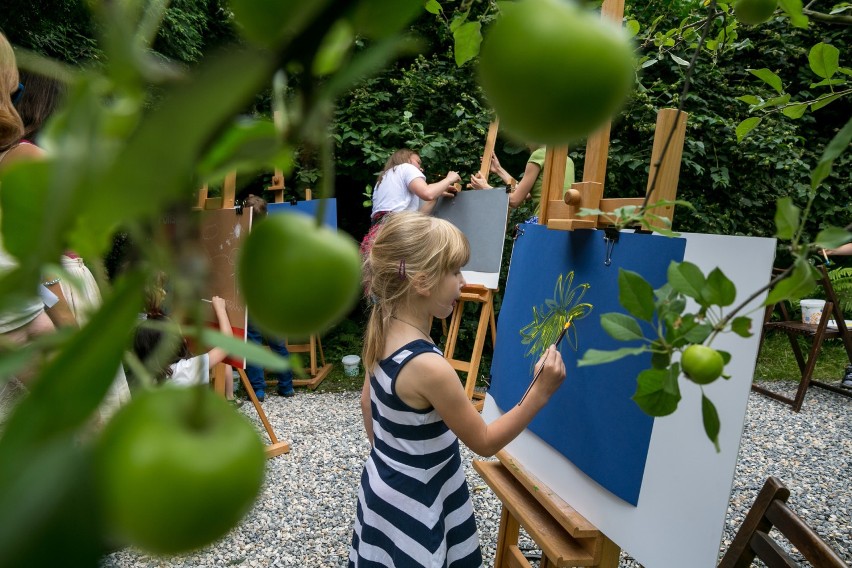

207,296,233,367
403,344,565,457
508,161,541,209
409,171,462,211
361,374,374,445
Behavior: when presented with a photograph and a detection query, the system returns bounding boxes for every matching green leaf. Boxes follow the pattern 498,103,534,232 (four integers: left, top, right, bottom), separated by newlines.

424,0,442,15
781,103,808,119
773,196,800,240
814,227,852,250
453,21,482,67
748,68,783,94
618,269,656,321
228,0,331,49
682,322,713,344
811,115,852,190
808,42,840,80
312,18,354,76
667,261,706,301
577,346,647,367
765,259,818,305
759,94,791,109
810,92,844,112
625,19,640,37
353,0,424,39
198,329,290,371
198,119,294,182
702,268,737,307
632,367,681,417
600,313,645,341
74,48,277,259
670,53,689,66
731,316,753,338
736,117,762,142
778,0,809,28
736,95,761,105
701,394,721,452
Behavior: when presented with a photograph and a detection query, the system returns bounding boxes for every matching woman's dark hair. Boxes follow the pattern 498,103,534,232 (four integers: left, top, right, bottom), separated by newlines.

131,314,192,384
16,69,66,141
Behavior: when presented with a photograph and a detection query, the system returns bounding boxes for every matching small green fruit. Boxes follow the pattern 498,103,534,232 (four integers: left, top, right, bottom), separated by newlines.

681,345,725,385
96,388,266,555
733,0,778,25
478,0,635,144
239,212,361,337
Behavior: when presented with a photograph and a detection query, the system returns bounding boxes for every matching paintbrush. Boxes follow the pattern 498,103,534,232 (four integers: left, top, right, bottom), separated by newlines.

518,320,571,406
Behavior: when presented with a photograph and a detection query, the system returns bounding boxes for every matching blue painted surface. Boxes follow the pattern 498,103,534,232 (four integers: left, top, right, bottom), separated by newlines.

489,225,686,505
268,199,337,229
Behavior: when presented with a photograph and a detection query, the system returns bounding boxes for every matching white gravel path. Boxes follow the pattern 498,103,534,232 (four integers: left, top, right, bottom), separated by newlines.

103,380,851,567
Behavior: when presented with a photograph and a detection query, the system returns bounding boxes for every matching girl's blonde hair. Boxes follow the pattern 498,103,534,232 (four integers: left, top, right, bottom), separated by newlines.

362,211,469,371
0,33,24,152
375,148,418,188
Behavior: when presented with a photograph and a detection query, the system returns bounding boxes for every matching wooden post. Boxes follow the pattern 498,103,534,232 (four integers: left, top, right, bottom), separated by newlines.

643,109,688,230
478,120,500,179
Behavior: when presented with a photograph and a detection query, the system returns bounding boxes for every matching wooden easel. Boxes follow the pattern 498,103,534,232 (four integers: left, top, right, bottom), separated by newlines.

197,172,291,459
442,120,501,411
474,1,690,564
267,181,333,390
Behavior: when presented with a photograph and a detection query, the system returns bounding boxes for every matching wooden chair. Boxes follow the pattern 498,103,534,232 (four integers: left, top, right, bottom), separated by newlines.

752,264,852,412
718,476,847,568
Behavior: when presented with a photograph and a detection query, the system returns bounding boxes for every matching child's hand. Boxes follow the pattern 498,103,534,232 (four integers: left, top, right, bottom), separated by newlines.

489,152,502,172
534,344,566,398
211,296,227,312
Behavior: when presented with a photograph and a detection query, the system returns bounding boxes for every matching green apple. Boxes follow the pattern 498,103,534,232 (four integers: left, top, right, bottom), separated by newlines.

478,0,635,144
681,344,725,385
733,0,778,25
95,387,266,555
239,212,361,337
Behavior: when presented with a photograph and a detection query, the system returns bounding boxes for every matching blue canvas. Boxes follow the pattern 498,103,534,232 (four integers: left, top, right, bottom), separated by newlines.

268,199,337,229
489,225,686,505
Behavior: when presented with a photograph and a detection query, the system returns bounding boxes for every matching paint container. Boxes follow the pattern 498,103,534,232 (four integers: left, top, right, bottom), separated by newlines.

800,299,825,324
342,355,361,377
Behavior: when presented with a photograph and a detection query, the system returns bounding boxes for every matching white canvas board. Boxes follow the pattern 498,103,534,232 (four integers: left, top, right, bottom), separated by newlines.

481,232,777,568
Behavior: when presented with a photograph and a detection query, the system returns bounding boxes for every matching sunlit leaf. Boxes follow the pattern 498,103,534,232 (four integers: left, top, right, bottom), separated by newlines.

313,19,355,76
667,261,706,301
736,117,762,142
811,115,852,190
773,196,799,240
778,0,809,28
702,268,736,307
453,21,482,67
618,269,655,321
781,103,807,119
764,259,818,305
600,313,644,341
748,68,783,94
808,42,839,79
577,346,647,366
813,227,852,250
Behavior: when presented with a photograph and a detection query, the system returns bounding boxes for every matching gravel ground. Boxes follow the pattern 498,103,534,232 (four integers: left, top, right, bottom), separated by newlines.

103,380,851,567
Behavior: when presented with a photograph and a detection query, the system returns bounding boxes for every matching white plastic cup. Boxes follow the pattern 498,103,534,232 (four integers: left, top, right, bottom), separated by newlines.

800,299,825,324
342,355,361,377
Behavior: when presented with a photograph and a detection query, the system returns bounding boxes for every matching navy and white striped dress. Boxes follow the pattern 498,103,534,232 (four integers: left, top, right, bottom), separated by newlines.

349,339,483,567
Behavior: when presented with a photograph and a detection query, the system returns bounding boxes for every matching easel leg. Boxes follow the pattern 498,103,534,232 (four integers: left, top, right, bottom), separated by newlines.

495,506,521,568
465,290,494,399
236,367,290,457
